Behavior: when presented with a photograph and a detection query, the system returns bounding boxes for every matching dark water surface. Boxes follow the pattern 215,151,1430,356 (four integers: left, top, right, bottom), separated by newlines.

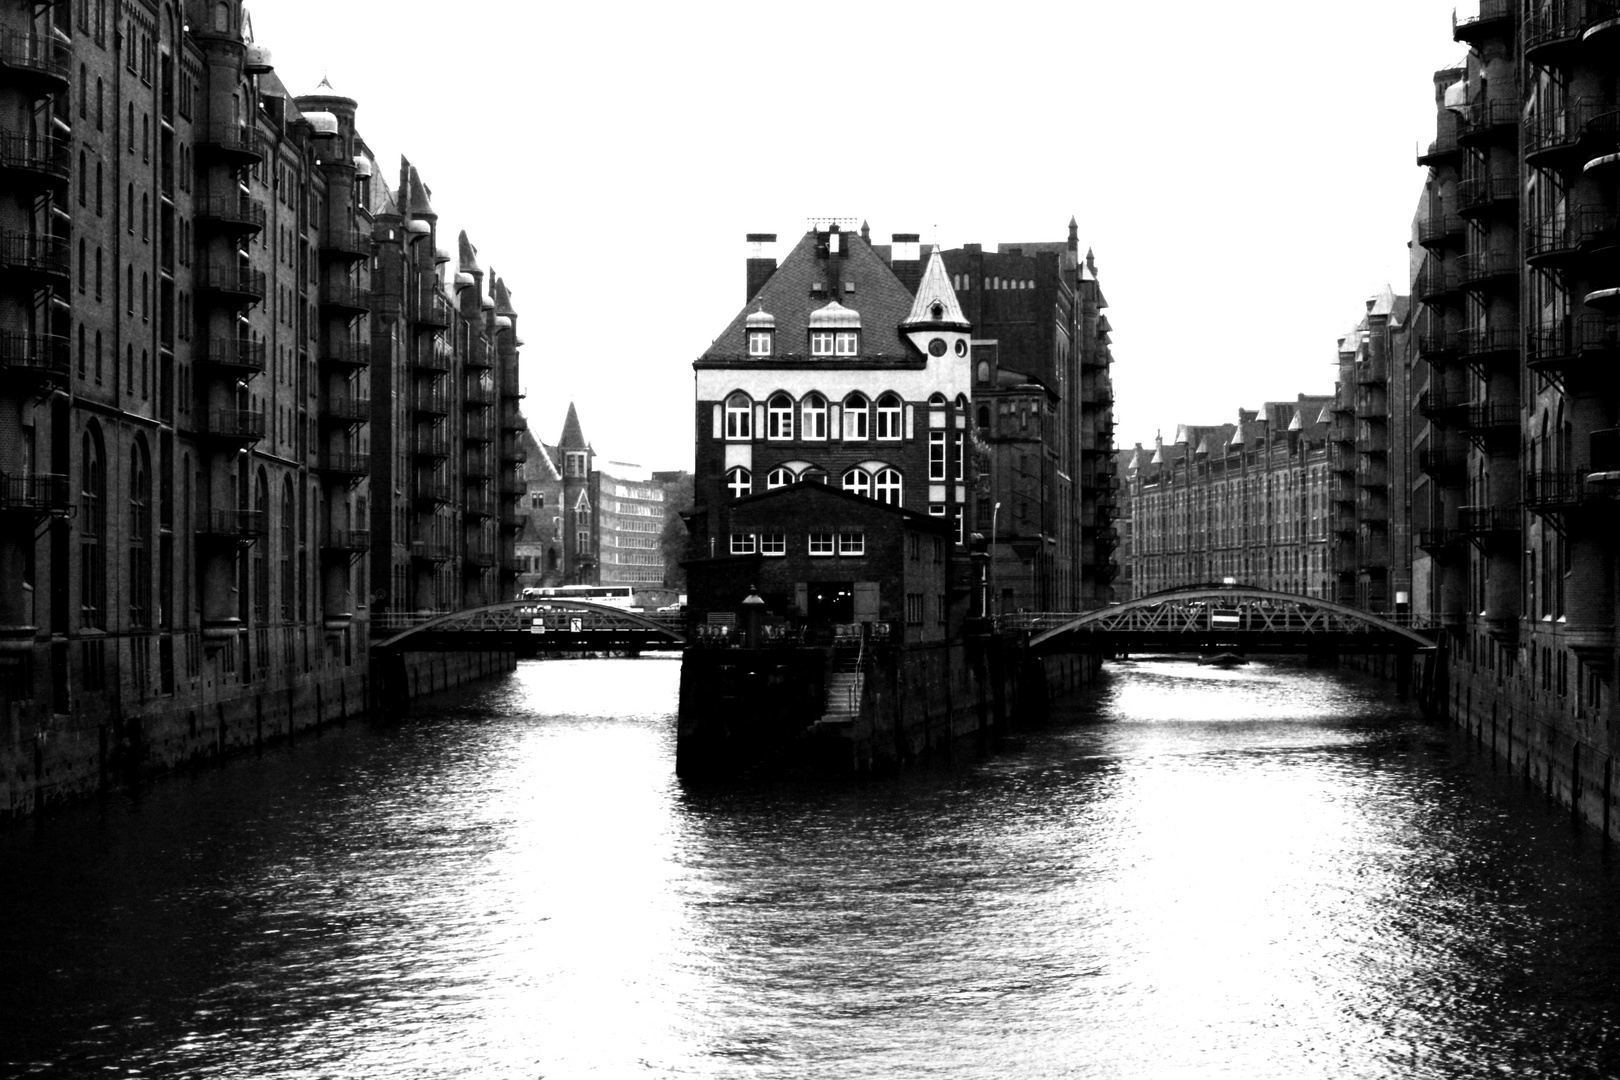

5,656,1620,1078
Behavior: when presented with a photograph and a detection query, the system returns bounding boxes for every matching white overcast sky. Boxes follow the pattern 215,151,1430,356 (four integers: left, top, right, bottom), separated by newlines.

248,0,1468,470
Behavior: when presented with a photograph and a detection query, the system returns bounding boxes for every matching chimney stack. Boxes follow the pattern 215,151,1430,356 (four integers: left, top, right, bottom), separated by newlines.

891,232,922,293
745,233,777,302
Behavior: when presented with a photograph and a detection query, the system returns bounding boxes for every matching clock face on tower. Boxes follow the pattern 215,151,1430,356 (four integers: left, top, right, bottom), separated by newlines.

955,339,968,357
928,338,947,357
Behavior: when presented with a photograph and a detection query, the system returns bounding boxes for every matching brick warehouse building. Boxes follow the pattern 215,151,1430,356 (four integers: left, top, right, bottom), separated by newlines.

683,224,978,636
0,1,527,813
1409,1,1620,715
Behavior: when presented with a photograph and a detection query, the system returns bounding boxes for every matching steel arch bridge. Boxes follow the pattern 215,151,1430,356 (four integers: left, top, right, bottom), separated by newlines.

1003,585,1438,655
369,600,686,654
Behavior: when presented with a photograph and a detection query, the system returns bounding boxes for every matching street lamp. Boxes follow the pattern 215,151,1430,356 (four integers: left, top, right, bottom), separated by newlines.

990,501,1001,617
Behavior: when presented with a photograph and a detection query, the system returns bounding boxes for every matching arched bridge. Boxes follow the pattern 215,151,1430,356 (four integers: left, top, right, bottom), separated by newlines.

1002,585,1439,655
370,600,686,654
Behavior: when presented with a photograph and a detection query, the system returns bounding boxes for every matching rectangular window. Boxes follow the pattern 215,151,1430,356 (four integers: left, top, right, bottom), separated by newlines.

808,532,835,556
748,331,771,356
954,433,964,481
760,533,786,556
834,331,858,355
906,593,924,625
937,594,947,626
810,331,834,356
729,533,756,555
838,532,864,556
929,431,947,480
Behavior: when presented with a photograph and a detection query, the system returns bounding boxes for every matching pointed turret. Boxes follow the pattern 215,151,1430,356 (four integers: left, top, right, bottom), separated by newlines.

458,230,481,277
559,402,588,450
405,159,436,220
901,249,970,332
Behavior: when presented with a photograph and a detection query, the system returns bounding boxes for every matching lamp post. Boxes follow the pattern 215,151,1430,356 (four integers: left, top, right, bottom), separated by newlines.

990,501,1001,618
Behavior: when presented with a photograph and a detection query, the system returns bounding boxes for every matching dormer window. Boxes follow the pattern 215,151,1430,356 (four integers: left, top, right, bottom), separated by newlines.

811,331,834,356
809,300,860,359
748,330,772,356
835,331,858,356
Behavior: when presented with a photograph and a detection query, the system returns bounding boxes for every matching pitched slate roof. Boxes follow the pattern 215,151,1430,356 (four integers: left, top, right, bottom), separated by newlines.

558,402,588,450
701,230,920,361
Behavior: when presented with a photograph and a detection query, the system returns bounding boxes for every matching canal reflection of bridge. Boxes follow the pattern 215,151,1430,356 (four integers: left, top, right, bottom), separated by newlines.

369,585,1438,660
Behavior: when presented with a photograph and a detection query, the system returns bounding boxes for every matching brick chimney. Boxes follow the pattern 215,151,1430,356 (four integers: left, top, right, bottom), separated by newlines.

890,233,922,293
745,234,777,302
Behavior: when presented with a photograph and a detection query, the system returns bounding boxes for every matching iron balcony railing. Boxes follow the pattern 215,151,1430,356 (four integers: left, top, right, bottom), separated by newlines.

1456,175,1517,216
196,194,267,233
1454,0,1515,43
321,528,371,552
1458,505,1519,534
321,340,371,369
0,132,68,184
0,330,69,381
414,479,454,506
321,225,370,258
0,472,69,513
1578,207,1620,252
1457,326,1520,360
1462,401,1519,432
196,337,267,375
1526,213,1577,265
1456,250,1517,288
0,230,68,279
413,429,451,459
202,408,267,442
466,335,492,369
1418,213,1464,248
322,394,371,424
1417,134,1460,167
414,289,453,328
1416,263,1459,300
318,450,371,477
196,264,267,302
413,387,449,415
1418,333,1458,357
409,539,452,563
465,382,497,406
0,29,70,88
197,508,267,540
320,280,368,312
465,547,497,569
199,123,262,162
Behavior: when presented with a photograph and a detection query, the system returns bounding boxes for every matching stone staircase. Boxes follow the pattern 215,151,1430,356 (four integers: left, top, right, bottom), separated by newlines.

818,644,865,728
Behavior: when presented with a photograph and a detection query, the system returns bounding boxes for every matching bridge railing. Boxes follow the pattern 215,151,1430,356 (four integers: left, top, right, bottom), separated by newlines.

370,603,686,641
1000,608,1458,635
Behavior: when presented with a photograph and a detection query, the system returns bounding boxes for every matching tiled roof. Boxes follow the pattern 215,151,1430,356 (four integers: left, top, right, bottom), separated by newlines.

902,250,970,330
701,230,919,361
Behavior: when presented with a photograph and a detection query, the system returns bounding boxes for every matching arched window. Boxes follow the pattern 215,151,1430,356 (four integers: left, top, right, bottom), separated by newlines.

280,479,294,621
801,467,828,485
874,468,903,505
844,393,869,440
928,392,948,407
725,466,751,499
801,393,827,440
79,425,106,628
724,392,752,440
842,468,871,499
876,393,903,440
767,393,794,440
253,469,269,623
128,438,151,626
766,467,795,490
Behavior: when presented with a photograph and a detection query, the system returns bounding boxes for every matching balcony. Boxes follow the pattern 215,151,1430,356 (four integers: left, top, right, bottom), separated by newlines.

1458,505,1519,535
1415,262,1459,302
1417,134,1461,168
1356,459,1388,488
196,337,267,377
0,472,69,515
414,478,454,507
413,338,452,374
320,393,370,426
1416,385,1469,419
1457,326,1519,365
1456,176,1517,220
412,428,450,461
465,491,495,520
1522,470,1613,514
320,280,369,315
320,339,371,370
196,194,266,236
0,331,68,386
465,381,496,407
321,224,370,261
500,409,528,433
0,230,67,285
1418,212,1464,249
1456,99,1519,146
1526,1,1584,65
1418,333,1459,359
1461,401,1518,437
0,29,70,95
318,450,371,482
198,123,263,166
466,335,492,369
0,133,69,188
1331,477,1357,505
463,457,495,480
196,264,267,307
412,386,449,417
413,289,453,330
1417,526,1463,553
1456,250,1517,291
465,546,497,570
1418,443,1467,479
463,413,494,443
197,408,266,447
1454,0,1514,45
409,539,452,564
499,510,528,532
1579,207,1620,257
197,508,267,545
320,528,371,555
1526,214,1580,269
1527,316,1620,373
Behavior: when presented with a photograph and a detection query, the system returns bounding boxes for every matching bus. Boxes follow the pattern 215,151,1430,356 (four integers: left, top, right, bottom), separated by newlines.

519,584,638,610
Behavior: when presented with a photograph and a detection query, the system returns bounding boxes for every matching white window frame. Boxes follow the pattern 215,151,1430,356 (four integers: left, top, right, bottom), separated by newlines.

725,466,751,499
766,467,795,490
760,533,786,556
747,330,772,356
929,431,947,481
874,468,902,506
844,394,869,440
801,393,828,440
724,393,752,440
729,532,756,555
842,468,871,499
876,394,902,440
767,394,794,440
808,532,835,556
810,331,834,356
954,433,964,481
838,532,865,556
834,330,858,356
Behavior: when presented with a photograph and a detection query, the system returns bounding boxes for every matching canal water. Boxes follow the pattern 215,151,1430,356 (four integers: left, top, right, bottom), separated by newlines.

6,657,1620,1078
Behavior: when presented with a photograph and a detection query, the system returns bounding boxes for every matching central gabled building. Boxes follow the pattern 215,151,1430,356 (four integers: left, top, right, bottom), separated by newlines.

684,223,975,637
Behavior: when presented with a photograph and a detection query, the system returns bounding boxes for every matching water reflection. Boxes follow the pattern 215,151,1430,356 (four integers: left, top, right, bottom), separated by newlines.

4,656,1620,1078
